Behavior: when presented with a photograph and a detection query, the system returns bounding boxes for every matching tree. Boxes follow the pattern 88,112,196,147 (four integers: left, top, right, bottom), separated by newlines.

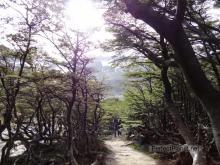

43,29,105,164
0,1,105,164
106,0,220,159
0,0,65,163
103,1,220,163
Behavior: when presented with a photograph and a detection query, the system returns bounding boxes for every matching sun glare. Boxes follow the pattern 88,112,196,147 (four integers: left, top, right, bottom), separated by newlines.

65,0,104,30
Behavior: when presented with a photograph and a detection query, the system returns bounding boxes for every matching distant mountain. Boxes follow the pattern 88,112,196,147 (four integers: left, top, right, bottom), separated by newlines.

89,57,125,98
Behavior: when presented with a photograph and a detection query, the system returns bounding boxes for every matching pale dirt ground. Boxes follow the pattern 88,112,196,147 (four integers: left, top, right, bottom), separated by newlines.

104,139,159,165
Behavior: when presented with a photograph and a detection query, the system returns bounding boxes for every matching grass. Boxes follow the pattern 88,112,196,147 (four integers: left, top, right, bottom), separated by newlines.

130,143,174,165
130,143,164,160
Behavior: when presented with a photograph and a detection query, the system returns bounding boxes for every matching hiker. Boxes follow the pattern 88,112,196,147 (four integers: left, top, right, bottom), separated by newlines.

112,117,121,137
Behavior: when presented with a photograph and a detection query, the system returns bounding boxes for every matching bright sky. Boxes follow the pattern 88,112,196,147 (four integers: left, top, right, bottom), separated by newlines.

1,0,219,62
49,0,113,63
63,0,114,65
207,1,220,20
0,0,113,63
65,0,104,30
65,0,114,43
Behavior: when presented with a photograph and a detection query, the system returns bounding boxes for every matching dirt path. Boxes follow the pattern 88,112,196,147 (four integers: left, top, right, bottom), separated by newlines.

104,139,158,165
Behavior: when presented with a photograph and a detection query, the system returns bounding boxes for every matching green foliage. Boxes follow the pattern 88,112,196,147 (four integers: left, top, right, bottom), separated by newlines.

102,98,129,124
101,97,144,132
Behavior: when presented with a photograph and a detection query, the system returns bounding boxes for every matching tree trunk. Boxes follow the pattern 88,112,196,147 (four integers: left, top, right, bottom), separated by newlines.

66,103,79,165
161,66,207,165
208,109,220,158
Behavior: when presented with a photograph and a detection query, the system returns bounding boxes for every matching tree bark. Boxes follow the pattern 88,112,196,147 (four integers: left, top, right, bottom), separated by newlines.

161,66,206,165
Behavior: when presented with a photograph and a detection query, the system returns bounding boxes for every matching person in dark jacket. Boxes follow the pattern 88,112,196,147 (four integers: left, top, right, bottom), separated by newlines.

112,117,121,137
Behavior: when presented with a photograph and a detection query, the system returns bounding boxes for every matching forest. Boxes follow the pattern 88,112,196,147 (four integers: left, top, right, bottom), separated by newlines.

0,0,220,165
